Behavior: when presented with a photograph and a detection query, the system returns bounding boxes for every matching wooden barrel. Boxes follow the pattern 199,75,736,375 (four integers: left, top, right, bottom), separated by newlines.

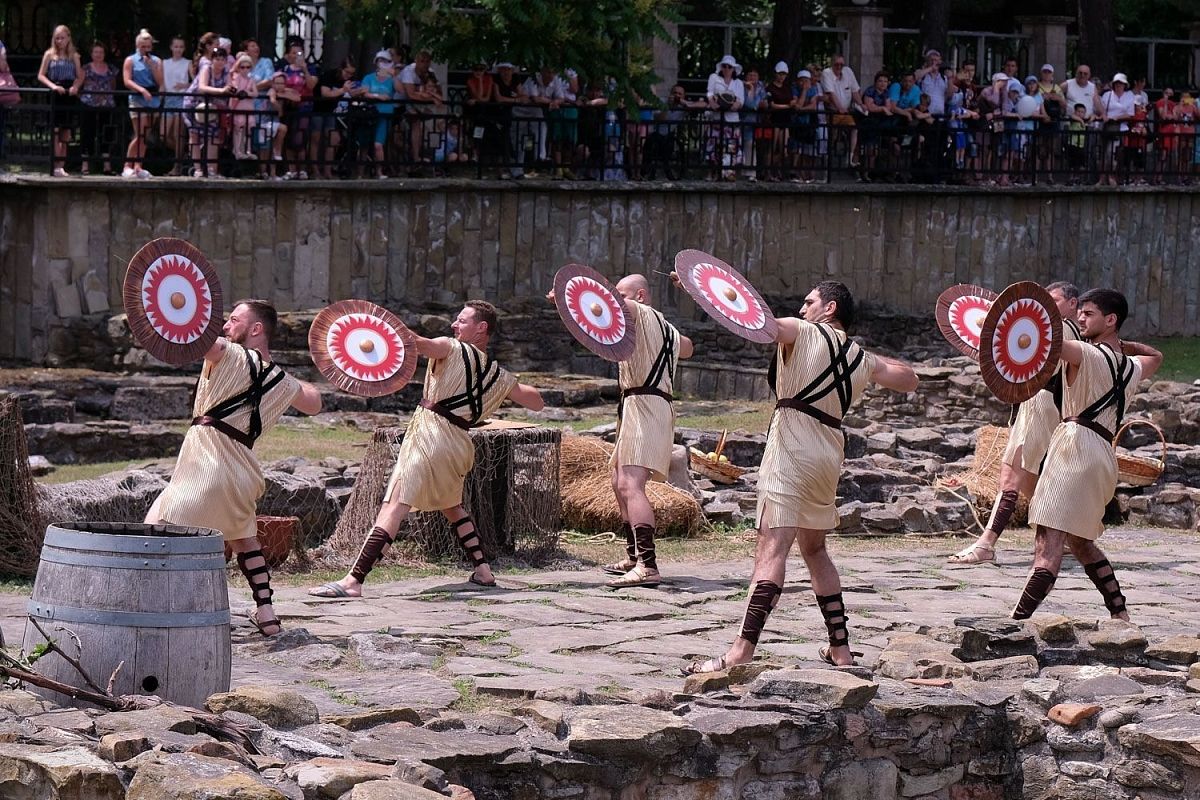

22,522,231,709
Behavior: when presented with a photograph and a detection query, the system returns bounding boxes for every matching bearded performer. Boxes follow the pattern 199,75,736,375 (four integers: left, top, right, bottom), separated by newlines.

949,281,1082,565
309,301,544,598
684,281,918,673
1011,289,1161,620
146,299,324,637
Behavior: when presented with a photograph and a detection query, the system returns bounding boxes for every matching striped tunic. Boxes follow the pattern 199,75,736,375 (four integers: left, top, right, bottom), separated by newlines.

1003,320,1082,475
1028,343,1143,540
757,321,876,530
610,301,680,481
153,342,301,541
384,341,517,511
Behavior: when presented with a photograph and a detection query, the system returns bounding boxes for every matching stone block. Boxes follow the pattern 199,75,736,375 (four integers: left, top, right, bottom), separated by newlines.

53,282,82,318
205,686,320,731
967,655,1039,681
1145,634,1200,665
98,731,151,762
0,744,123,800
750,668,878,710
823,758,898,800
900,763,965,797
126,751,288,800
284,757,393,799
1047,703,1102,728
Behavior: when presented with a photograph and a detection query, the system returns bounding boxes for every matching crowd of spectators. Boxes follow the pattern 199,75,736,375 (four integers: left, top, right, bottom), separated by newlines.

2,25,1200,185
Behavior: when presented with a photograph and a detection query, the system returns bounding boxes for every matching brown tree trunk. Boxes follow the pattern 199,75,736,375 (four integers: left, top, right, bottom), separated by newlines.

919,0,951,58
769,0,814,73
1076,0,1117,84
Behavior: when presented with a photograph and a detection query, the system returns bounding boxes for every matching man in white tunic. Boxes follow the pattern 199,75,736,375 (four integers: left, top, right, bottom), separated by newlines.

1014,289,1161,620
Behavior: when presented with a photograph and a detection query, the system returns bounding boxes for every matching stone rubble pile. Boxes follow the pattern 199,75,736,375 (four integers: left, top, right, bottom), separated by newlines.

5,611,1200,799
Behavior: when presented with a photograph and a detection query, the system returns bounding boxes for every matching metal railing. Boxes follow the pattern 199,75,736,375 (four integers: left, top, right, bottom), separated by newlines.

2,86,1198,186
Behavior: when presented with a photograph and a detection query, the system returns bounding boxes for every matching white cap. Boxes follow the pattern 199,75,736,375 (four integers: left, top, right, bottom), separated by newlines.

774,61,789,74
217,37,232,50
715,54,741,73
1112,72,1128,85
1040,63,1055,73
991,72,1008,83
373,49,392,64
797,69,812,79
1007,79,1023,93
496,61,515,70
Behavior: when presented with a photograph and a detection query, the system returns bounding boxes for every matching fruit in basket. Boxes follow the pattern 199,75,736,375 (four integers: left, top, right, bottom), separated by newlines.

719,455,729,463
689,447,706,458
707,451,717,459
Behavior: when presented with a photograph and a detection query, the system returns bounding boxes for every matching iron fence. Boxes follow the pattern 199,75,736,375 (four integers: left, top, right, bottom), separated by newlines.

2,86,1199,186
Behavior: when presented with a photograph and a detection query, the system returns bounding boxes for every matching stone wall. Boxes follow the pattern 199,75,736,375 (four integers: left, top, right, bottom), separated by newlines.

3,178,1200,364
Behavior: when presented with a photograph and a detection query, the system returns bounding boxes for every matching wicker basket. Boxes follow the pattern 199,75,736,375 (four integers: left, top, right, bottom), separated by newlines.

1114,419,1166,488
689,429,746,485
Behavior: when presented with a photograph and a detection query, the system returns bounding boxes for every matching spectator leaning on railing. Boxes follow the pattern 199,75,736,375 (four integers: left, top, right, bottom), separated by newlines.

820,54,861,167
705,54,744,181
80,41,117,176
123,29,163,179
37,24,84,177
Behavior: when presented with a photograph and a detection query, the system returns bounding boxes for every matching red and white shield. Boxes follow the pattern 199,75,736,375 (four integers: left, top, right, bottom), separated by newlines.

310,300,418,397
123,238,224,366
935,284,998,360
674,249,778,344
979,282,1063,404
553,263,636,362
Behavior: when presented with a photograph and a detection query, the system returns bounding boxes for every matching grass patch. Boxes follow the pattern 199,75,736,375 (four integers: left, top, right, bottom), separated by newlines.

676,408,773,434
39,423,372,485
450,678,485,712
1147,337,1200,384
0,578,33,595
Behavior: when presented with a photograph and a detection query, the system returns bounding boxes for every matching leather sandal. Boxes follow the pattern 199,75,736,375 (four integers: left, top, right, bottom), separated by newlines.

947,543,995,565
601,559,636,576
680,655,727,676
818,646,857,667
249,609,282,637
607,565,661,589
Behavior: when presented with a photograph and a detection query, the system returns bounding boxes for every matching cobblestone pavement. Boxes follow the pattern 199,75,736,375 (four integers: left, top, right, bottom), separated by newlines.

2,527,1197,716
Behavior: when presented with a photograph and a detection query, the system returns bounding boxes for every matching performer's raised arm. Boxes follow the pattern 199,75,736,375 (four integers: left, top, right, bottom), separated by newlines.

290,380,323,415
870,354,919,393
412,334,456,361
1120,339,1162,381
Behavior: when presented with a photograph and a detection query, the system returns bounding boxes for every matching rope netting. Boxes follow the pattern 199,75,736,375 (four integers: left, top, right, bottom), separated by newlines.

319,422,562,567
0,397,44,577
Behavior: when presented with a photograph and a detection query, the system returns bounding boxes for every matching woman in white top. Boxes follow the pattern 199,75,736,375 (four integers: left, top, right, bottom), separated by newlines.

161,35,192,174
1100,73,1135,185
705,54,745,180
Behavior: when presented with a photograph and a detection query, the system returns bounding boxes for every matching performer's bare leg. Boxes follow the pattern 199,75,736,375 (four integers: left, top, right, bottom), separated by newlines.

308,497,413,598
229,536,281,636
949,452,1037,565
609,465,662,587
685,525,854,674
443,505,495,586
1012,525,1066,619
602,466,637,574
1068,535,1130,621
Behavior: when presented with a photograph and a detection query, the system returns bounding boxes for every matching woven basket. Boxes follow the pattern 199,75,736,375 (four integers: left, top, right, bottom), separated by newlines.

689,429,745,485
1115,419,1166,488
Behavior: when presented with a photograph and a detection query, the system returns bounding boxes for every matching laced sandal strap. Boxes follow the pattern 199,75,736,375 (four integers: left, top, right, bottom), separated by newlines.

816,592,850,647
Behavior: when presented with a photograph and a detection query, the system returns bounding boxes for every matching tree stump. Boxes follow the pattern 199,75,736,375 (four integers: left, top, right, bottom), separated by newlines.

325,421,561,565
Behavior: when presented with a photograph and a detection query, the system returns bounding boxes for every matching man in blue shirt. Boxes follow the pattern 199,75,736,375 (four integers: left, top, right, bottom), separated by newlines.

886,71,921,121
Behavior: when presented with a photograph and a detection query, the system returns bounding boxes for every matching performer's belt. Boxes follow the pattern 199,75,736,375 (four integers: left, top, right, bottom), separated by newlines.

191,416,255,450
419,398,472,431
1064,415,1114,442
618,387,674,420
775,398,842,430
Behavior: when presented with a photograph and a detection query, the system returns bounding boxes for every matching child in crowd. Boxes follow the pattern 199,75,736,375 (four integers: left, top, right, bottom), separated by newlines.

1066,102,1088,176
229,53,259,159
257,72,288,179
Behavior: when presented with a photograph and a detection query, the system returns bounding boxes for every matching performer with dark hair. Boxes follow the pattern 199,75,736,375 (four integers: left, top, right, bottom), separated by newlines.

949,280,1083,565
600,274,695,588
309,301,545,598
146,299,324,637
684,281,918,672
1012,288,1161,620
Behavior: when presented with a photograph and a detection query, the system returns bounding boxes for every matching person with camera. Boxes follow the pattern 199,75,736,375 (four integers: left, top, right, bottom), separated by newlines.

312,56,361,178
644,84,702,180
705,54,744,181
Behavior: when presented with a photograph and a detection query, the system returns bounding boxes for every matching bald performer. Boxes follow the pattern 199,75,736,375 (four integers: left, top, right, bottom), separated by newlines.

550,274,694,588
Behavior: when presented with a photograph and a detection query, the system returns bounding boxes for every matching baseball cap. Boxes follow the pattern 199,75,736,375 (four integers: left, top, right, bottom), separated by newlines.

1112,72,1129,85
796,69,812,79
774,61,789,74
1040,63,1055,73
373,49,392,64
496,61,515,70
991,72,1008,83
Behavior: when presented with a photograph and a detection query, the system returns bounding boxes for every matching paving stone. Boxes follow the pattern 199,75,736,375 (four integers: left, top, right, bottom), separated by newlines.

1087,620,1148,652
566,705,702,761
748,669,878,710
1145,635,1200,665
1067,675,1144,701
1116,713,1200,767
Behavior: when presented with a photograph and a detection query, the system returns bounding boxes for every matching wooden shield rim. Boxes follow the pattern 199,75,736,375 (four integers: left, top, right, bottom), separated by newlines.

553,263,637,363
674,249,778,344
122,238,224,366
309,299,419,397
935,283,999,360
978,281,1064,404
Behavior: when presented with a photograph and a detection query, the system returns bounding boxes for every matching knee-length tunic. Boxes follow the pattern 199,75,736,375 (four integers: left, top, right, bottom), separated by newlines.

384,341,517,511
610,301,680,482
1003,320,1082,474
757,321,876,531
156,343,301,541
1028,343,1142,540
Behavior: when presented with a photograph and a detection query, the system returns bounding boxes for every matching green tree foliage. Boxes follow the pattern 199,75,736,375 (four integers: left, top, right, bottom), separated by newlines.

338,0,680,97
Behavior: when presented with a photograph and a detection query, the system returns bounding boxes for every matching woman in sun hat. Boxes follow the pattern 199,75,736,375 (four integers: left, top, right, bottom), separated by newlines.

705,54,744,180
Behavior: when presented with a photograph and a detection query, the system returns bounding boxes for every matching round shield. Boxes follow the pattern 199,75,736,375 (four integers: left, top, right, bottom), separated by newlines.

675,249,778,344
122,238,223,366
553,264,636,362
979,282,1064,404
935,284,999,360
309,300,418,397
